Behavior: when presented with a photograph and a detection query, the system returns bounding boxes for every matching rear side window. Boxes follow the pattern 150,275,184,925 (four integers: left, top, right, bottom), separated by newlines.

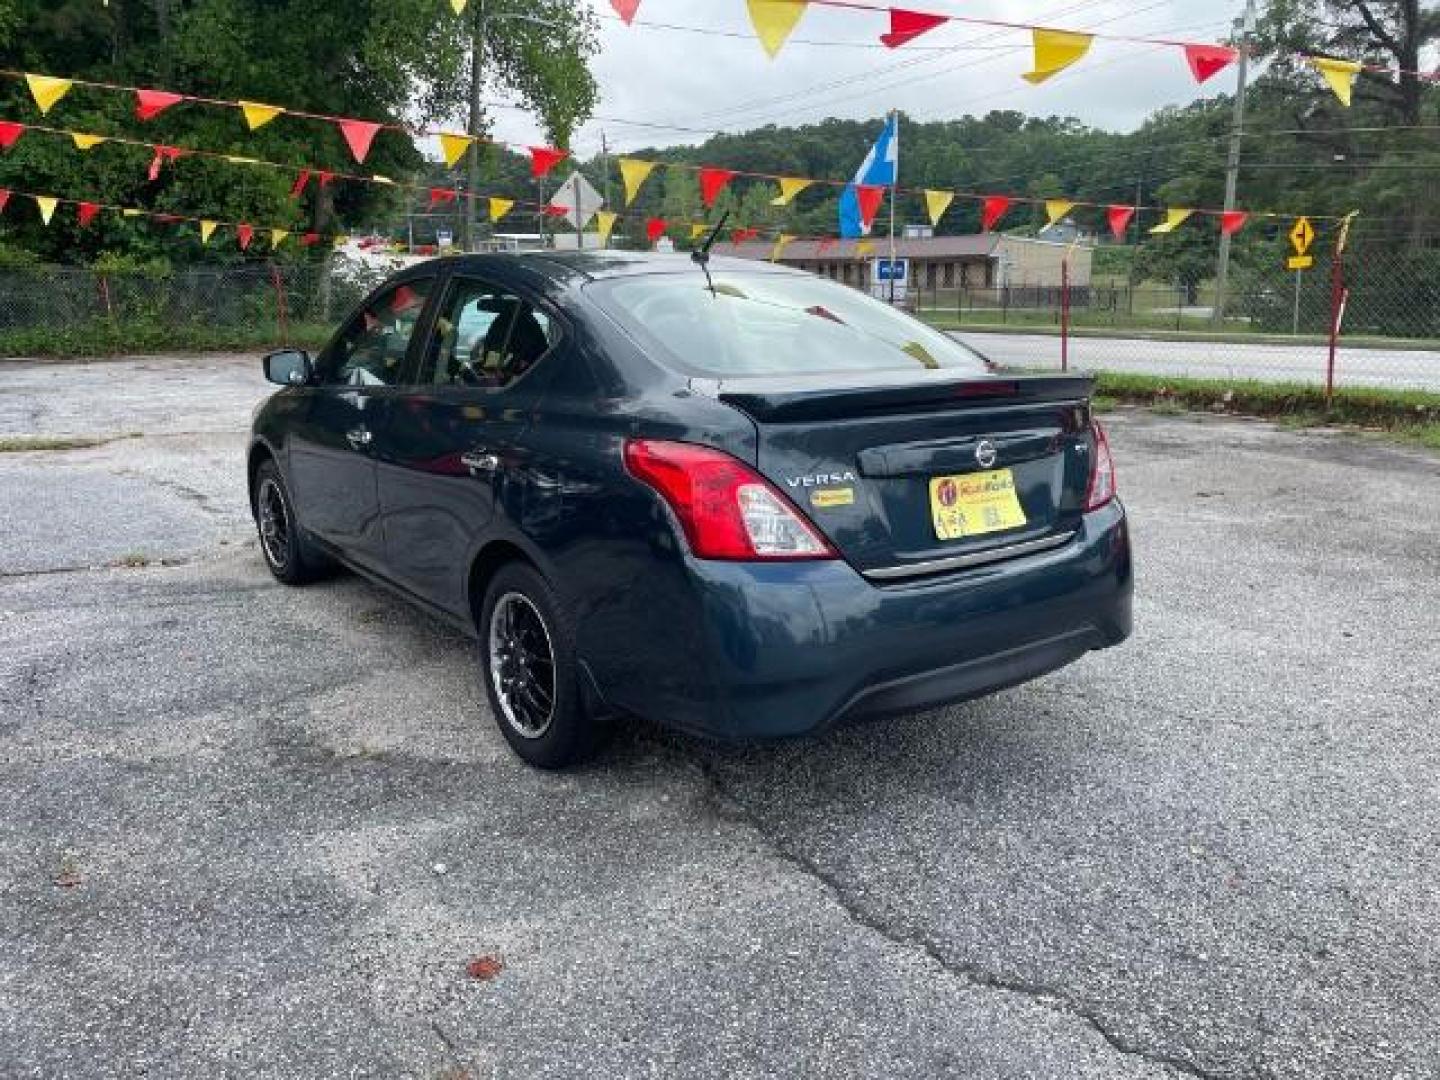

419,277,559,389
590,272,988,378
319,278,434,387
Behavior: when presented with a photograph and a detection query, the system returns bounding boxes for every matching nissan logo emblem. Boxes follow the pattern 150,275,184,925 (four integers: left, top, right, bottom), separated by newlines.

975,440,998,469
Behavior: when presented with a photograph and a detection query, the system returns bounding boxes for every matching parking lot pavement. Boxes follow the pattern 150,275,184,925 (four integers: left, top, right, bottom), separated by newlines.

2,354,1438,1078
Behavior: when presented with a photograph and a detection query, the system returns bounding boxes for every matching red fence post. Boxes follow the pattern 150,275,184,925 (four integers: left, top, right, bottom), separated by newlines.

268,261,290,345
1060,256,1070,373
1325,213,1357,407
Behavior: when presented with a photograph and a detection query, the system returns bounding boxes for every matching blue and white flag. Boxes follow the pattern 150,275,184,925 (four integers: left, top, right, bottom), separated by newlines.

839,114,899,239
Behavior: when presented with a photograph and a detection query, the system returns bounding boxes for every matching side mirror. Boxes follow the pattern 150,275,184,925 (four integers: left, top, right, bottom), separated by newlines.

263,348,312,387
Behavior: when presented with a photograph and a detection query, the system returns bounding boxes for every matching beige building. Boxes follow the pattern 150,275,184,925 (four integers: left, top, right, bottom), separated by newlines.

728,234,1092,293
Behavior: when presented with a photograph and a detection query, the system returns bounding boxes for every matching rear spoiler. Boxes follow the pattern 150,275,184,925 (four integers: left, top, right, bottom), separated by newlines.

699,373,1095,423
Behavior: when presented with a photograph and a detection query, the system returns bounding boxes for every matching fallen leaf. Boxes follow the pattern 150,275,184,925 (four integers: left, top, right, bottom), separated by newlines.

465,955,504,981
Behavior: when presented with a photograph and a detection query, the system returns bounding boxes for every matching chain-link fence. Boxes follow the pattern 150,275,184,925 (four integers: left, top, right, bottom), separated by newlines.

0,262,389,354
911,246,1440,393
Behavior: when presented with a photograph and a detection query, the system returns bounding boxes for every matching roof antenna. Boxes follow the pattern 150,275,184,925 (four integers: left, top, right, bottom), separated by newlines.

691,210,729,293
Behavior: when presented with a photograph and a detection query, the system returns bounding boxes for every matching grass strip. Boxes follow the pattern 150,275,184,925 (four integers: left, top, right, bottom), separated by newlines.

1090,373,1440,451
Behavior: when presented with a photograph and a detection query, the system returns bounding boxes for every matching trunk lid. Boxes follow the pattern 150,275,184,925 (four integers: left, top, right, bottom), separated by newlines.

702,371,1095,577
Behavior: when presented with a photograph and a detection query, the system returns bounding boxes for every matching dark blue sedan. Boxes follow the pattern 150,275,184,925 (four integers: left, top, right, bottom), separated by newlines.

249,251,1131,767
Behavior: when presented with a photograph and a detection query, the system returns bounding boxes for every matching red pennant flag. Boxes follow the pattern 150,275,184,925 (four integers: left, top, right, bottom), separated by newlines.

698,167,737,208
1184,43,1240,85
300,232,321,246
529,146,568,178
1107,205,1136,239
147,145,184,182
427,187,458,210
1219,210,1249,236
337,119,382,164
731,226,760,246
0,190,9,213
881,8,949,48
77,201,100,228
236,224,254,250
0,122,24,149
645,217,668,244
317,170,335,188
856,184,886,231
610,0,641,23
289,169,313,199
135,89,184,121
543,204,570,217
981,196,1012,232
154,213,180,225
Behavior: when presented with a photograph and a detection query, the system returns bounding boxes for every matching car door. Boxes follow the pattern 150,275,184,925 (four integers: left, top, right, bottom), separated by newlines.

375,272,563,616
285,276,435,566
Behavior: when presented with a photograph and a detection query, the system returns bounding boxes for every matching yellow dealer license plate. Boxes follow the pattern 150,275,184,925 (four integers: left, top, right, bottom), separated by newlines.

929,469,1027,540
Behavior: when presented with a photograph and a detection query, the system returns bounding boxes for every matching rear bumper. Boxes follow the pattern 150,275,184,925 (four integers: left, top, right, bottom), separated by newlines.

615,500,1131,739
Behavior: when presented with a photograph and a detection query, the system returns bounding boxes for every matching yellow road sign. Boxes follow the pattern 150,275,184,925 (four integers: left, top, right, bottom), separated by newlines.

1287,254,1314,271
1289,217,1315,256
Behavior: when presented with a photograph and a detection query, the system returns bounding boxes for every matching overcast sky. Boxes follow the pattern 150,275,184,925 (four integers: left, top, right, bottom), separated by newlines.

481,0,1244,157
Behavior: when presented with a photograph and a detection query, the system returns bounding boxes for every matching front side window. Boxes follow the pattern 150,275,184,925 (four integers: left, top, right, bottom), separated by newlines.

320,278,433,387
420,277,558,388
591,271,989,378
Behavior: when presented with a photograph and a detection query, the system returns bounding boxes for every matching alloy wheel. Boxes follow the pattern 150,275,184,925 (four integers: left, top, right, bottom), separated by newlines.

257,477,291,571
487,592,557,739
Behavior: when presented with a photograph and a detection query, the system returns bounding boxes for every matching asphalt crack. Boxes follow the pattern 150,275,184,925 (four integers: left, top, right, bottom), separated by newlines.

690,753,1220,1080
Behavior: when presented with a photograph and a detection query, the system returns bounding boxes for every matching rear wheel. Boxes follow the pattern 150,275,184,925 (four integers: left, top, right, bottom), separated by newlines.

254,460,329,585
480,563,607,769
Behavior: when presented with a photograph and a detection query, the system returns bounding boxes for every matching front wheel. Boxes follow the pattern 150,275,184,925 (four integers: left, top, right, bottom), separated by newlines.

254,460,330,585
480,563,607,769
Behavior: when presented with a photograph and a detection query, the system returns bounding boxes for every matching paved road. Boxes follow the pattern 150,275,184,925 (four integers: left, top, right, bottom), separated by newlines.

3,355,1439,1077
952,330,1440,391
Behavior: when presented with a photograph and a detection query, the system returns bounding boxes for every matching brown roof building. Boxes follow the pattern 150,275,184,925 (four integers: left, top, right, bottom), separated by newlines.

725,234,1092,295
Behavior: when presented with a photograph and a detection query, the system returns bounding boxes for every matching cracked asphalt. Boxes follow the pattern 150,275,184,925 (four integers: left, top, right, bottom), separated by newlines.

2,354,1438,1079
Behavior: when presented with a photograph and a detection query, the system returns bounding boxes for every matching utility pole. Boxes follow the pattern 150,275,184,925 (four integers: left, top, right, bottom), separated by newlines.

464,0,487,252
1213,0,1256,326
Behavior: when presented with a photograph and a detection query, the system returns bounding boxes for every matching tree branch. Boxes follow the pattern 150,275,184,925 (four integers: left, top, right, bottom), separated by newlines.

1350,0,1402,59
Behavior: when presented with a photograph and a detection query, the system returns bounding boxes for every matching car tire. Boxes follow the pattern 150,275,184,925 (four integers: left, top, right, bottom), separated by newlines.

254,460,329,586
480,562,608,769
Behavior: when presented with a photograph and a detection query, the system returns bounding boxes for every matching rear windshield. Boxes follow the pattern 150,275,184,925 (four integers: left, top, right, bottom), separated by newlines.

590,271,990,378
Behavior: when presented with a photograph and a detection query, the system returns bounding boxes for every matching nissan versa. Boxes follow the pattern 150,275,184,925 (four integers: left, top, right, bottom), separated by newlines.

248,250,1132,768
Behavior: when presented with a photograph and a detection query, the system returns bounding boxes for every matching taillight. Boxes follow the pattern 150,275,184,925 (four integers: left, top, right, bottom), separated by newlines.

1084,420,1116,511
624,439,837,561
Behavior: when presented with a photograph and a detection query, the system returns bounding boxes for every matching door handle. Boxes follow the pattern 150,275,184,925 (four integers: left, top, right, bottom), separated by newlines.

346,427,373,449
461,450,500,473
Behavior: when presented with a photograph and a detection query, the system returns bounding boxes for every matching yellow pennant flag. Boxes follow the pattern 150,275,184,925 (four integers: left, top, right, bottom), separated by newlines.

71,132,107,151
35,196,58,225
689,222,708,241
1149,209,1193,234
439,133,474,167
333,234,350,248
200,220,218,245
270,229,289,248
924,189,954,227
1310,56,1363,107
593,210,617,246
747,0,809,59
489,197,514,222
770,233,795,262
1022,29,1094,84
122,208,142,218
371,174,395,185
771,177,812,206
239,101,283,130
1045,199,1076,226
618,158,656,206
225,155,259,165
450,0,467,12
26,74,73,115
855,239,875,257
